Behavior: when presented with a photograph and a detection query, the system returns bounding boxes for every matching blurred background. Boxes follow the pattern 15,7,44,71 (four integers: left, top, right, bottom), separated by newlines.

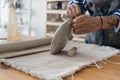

0,0,85,41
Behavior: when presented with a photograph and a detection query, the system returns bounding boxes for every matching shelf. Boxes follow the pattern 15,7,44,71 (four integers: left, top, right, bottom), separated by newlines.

46,33,54,37
47,10,66,14
46,0,69,36
0,31,7,40
46,33,85,42
16,9,28,15
73,34,86,38
73,37,85,42
47,0,68,1
47,21,62,26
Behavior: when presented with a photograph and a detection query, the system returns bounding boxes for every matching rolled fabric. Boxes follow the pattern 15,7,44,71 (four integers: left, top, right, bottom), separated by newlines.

0,37,52,53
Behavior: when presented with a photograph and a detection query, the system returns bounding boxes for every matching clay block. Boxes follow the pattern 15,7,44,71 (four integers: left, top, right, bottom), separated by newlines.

50,18,73,54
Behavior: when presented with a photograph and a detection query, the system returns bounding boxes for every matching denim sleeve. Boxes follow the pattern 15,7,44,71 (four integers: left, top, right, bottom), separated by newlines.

68,0,87,14
112,9,120,33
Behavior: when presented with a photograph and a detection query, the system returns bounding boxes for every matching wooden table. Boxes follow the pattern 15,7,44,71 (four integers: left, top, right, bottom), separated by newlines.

0,36,120,80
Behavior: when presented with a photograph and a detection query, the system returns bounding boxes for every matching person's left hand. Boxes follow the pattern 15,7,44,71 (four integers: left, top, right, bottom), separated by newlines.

73,15,102,34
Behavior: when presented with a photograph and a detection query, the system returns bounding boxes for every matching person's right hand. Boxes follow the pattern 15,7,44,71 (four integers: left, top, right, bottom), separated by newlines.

65,4,81,18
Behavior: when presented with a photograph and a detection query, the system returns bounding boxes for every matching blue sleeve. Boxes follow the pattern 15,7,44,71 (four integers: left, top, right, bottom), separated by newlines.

68,0,87,14
112,9,120,33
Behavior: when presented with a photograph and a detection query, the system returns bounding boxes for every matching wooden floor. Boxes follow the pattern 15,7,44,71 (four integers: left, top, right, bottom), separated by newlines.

0,53,120,80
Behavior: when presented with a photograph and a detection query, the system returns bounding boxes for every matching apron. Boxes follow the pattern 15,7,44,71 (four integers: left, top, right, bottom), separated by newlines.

85,0,120,49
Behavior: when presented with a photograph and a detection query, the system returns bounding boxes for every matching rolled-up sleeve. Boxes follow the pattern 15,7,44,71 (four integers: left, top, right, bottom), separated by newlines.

112,9,120,33
68,0,87,14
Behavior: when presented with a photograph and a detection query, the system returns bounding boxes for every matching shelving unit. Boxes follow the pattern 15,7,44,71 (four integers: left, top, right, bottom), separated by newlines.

46,21,62,26
47,10,66,14
47,0,67,1
46,0,68,36
46,0,85,42
0,0,32,37
15,0,32,36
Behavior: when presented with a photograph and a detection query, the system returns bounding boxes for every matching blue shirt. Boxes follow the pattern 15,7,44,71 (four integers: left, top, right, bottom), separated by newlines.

68,0,120,33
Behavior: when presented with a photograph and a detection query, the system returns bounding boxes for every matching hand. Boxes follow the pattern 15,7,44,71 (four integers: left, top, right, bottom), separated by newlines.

73,15,101,34
65,4,81,18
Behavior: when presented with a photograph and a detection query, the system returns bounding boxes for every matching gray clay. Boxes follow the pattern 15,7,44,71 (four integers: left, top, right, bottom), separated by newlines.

50,18,73,54
67,47,77,57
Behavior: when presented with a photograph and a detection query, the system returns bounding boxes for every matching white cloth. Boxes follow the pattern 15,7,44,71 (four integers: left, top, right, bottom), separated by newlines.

0,41,119,80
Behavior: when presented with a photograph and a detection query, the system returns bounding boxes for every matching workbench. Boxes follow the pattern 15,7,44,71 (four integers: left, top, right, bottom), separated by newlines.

0,36,120,80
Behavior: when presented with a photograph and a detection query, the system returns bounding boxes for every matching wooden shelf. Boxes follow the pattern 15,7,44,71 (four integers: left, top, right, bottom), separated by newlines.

16,9,28,14
47,0,68,2
73,34,86,38
47,10,66,14
73,37,85,42
46,33,54,37
46,33,85,42
47,21,62,26
46,0,68,36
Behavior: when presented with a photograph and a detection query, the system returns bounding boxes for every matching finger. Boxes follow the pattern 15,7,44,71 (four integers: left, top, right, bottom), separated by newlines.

74,26,93,34
69,7,75,18
74,5,81,16
65,12,70,18
67,7,73,18
73,15,88,24
70,5,77,17
73,21,85,29
66,7,71,18
74,28,86,34
73,23,82,29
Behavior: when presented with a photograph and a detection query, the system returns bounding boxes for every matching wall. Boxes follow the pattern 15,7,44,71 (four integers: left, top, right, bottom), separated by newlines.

0,0,47,37
30,0,46,37
0,0,9,26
